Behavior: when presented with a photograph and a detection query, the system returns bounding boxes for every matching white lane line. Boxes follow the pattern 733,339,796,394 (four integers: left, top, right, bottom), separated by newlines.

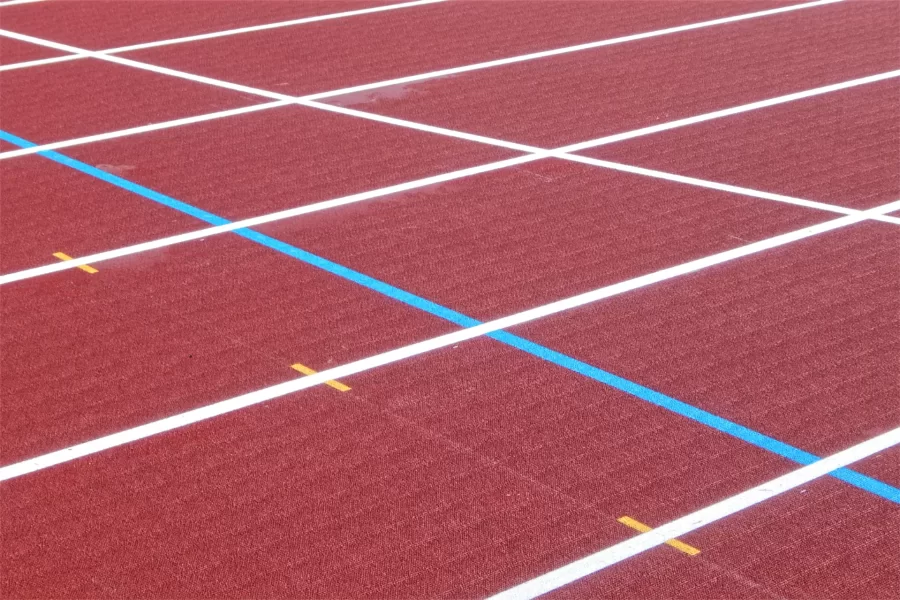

6,82,900,233
0,54,78,71
0,153,546,285
0,0,841,76
0,92,531,160
0,100,292,159
560,154,900,226
0,54,76,72
0,0,445,71
98,0,447,52
2,198,897,481
562,70,900,153
298,97,541,153
303,0,845,102
4,69,898,283
0,28,296,101
0,0,845,89
487,424,900,600
0,0,44,6
0,1,862,160
300,98,900,225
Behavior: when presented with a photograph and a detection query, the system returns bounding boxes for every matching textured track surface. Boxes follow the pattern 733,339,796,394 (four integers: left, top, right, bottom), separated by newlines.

0,58,258,143
0,35,64,64
65,104,517,220
2,338,796,598
1,0,898,598
0,0,395,49
516,221,900,467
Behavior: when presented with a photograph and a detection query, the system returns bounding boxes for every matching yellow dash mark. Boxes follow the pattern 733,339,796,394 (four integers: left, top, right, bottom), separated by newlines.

617,516,701,556
52,252,98,274
291,363,351,392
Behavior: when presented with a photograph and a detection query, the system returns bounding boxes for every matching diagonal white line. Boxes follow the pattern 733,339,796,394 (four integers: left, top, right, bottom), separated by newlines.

560,70,900,153
300,97,900,225
0,0,446,71
95,0,447,53
487,424,900,600
0,100,293,159
302,0,846,101
559,154,900,226
2,197,898,481
0,28,296,100
0,54,79,71
5,68,895,163
5,71,899,231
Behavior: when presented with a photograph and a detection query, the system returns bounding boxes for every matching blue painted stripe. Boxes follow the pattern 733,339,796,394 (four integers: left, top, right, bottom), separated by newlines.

0,130,230,227
489,331,900,502
4,128,897,504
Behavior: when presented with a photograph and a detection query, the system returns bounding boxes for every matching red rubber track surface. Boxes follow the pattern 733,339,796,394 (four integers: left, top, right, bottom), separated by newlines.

854,447,900,488
553,478,899,599
336,0,899,147
0,155,203,273
0,58,259,143
0,36,64,65
0,234,455,464
2,338,798,598
65,104,517,220
258,158,829,320
1,0,898,598
2,103,515,272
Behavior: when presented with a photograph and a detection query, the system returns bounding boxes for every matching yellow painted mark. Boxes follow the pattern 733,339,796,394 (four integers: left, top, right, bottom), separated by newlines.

291,363,350,392
53,252,98,274
617,516,701,556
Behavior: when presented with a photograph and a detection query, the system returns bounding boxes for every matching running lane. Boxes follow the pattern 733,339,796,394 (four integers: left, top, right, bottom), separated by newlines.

123,0,794,96
0,0,402,50
1,335,802,598
0,105,515,273
513,220,900,478
0,58,258,143
0,231,455,465
853,447,900,488
328,0,899,148
539,476,899,599
587,78,900,210
62,103,517,221
0,153,205,273
256,158,832,321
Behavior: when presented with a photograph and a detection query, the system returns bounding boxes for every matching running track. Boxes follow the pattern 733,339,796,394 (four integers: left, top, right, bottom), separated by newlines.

0,0,898,597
